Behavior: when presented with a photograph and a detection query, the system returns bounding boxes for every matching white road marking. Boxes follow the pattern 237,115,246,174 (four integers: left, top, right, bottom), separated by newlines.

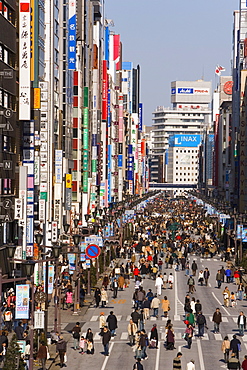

214,333,222,341
101,342,114,370
208,283,211,287
242,335,247,341
90,316,98,321
202,333,209,340
126,315,131,321
222,317,229,322
233,317,238,323
94,333,101,341
197,339,205,370
150,316,157,321
120,332,128,340
175,332,182,340
244,343,247,350
212,292,231,316
116,315,122,321
155,341,161,370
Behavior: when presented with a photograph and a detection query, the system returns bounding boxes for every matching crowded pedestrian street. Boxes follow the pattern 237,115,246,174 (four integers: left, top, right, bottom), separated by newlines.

39,195,247,370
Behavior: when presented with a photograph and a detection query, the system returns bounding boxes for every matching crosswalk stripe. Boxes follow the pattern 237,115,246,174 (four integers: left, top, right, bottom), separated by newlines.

244,343,247,350
175,332,182,340
209,316,213,321
213,259,218,261
214,333,222,341
227,334,233,340
90,315,98,322
150,316,157,321
161,333,166,340
126,315,131,321
233,317,238,323
242,335,247,341
116,315,122,321
222,317,228,322
94,333,101,340
202,333,209,340
120,332,128,340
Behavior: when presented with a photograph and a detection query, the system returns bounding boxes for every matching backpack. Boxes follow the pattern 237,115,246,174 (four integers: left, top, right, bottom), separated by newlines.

188,278,194,285
197,315,205,325
73,331,80,339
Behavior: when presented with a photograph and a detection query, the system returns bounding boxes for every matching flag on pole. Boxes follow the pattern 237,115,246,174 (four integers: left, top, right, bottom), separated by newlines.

215,65,226,76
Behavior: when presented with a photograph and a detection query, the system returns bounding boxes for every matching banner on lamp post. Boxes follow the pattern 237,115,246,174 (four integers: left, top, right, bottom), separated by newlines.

15,285,29,319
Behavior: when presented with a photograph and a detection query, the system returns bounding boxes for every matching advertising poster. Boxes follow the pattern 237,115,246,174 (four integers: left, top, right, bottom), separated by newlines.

68,253,76,273
242,227,247,242
80,242,87,262
15,285,29,319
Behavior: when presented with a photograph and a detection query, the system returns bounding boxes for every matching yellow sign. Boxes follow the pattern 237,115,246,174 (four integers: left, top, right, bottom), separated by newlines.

66,174,72,188
33,88,41,109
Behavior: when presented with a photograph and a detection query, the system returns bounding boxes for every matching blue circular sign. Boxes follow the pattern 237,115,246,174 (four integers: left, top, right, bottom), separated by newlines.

85,244,101,259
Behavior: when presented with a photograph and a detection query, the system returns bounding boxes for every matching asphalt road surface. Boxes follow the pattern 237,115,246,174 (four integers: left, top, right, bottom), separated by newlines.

63,255,245,370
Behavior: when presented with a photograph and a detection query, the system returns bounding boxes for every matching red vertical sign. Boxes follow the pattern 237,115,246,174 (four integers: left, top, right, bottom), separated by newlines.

114,34,120,71
102,60,107,121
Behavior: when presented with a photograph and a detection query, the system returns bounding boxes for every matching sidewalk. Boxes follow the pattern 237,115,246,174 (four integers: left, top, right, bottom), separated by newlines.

44,294,94,370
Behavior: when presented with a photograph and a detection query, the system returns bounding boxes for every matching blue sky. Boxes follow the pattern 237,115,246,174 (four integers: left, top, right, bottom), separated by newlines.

105,0,238,125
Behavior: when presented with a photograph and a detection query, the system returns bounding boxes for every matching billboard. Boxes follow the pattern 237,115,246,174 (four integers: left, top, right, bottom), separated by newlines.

172,88,210,95
169,134,201,147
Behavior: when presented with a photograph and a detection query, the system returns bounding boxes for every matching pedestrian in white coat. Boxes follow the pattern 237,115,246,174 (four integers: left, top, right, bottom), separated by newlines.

155,274,163,296
186,359,195,370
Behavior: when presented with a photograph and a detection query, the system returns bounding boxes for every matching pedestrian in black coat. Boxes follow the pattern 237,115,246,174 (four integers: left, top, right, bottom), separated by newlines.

230,335,241,359
106,311,118,336
102,327,111,356
94,288,101,307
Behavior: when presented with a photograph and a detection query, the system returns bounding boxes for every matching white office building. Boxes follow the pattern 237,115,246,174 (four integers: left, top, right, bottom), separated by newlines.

150,80,211,187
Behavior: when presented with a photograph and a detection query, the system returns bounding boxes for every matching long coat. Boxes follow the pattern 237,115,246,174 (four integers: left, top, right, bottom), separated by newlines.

106,314,118,330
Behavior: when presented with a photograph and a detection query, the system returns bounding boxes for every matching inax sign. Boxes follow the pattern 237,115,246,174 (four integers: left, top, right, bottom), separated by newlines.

169,134,201,147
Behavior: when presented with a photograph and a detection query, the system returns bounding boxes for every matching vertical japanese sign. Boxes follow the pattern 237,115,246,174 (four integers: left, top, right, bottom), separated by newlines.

138,103,143,131
83,105,89,192
19,1,31,120
65,174,72,210
16,285,29,319
102,61,108,121
68,0,76,69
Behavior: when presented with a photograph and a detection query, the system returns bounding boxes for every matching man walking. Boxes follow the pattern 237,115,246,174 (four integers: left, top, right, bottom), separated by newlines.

212,308,222,333
197,311,207,337
230,335,241,359
237,311,246,336
150,294,160,318
72,322,81,350
155,274,163,296
173,352,183,370
102,326,111,356
106,311,118,337
128,319,137,346
133,358,144,370
187,276,195,294
191,261,198,276
216,270,222,289
203,268,210,286
112,278,118,298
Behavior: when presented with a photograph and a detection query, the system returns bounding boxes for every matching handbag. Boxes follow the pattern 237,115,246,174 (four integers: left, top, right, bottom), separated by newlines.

46,347,50,360
64,353,67,363
168,306,170,311
238,343,241,352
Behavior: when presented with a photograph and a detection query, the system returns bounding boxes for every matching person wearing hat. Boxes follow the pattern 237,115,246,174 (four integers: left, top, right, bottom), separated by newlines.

173,352,182,370
186,359,195,370
227,353,240,369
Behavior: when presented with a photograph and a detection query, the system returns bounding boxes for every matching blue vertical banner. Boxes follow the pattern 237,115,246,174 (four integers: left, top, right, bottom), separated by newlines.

68,0,76,69
138,103,143,131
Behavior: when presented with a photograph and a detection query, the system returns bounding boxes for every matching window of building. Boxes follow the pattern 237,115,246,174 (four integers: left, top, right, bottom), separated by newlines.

176,161,178,164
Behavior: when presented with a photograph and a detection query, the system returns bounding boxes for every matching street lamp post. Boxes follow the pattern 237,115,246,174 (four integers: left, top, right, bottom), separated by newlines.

72,233,81,315
52,244,61,332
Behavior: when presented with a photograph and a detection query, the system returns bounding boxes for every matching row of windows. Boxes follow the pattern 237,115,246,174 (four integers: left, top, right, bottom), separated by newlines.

175,161,197,165
0,0,16,25
0,89,16,110
176,149,197,153
176,156,196,160
0,44,16,68
175,167,197,170
175,178,197,182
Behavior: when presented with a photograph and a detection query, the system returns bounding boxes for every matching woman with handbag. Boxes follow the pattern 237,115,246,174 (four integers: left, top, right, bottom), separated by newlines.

166,324,175,350
162,296,170,318
184,324,193,349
